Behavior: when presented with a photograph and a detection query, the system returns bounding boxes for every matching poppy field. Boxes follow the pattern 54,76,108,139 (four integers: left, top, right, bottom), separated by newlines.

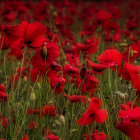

0,0,140,139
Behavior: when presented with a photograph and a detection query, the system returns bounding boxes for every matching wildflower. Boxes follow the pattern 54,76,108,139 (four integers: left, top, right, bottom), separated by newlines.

63,64,79,76
63,94,87,103
20,134,29,140
83,129,108,140
45,134,59,140
29,121,38,130
95,10,112,24
86,58,115,72
77,97,108,126
41,105,58,116
19,21,47,48
98,49,123,66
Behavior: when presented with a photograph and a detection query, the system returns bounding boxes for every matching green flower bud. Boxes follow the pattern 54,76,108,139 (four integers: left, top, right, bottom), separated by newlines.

30,92,36,101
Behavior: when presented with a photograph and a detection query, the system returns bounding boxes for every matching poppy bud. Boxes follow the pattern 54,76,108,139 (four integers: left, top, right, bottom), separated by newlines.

54,120,61,126
53,11,57,18
52,123,56,128
53,28,58,34
42,46,47,57
130,49,133,57
23,76,27,82
119,42,128,47
87,98,91,102
120,93,125,100
12,138,17,140
70,129,77,133
37,82,41,89
130,50,138,57
48,100,54,105
17,62,21,66
30,92,36,101
59,115,65,125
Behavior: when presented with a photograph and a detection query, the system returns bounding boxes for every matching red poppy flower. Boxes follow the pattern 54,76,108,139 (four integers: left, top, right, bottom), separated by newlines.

7,40,25,60
0,24,21,49
0,84,6,92
95,10,112,24
50,62,62,71
118,103,140,123
81,76,98,94
74,37,98,56
34,0,48,21
27,109,40,115
31,42,60,81
47,70,65,95
63,94,87,103
45,134,59,140
63,64,79,76
31,42,60,68
112,33,121,42
120,102,136,111
2,118,8,128
115,102,140,139
66,54,81,67
77,97,108,126
103,20,120,33
124,63,140,92
20,134,29,140
41,105,58,116
115,118,140,140
122,43,140,63
98,49,123,66
81,41,98,56
0,91,7,102
83,129,108,140
86,58,116,72
19,21,47,48
127,19,138,31
107,6,121,20
29,121,38,130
